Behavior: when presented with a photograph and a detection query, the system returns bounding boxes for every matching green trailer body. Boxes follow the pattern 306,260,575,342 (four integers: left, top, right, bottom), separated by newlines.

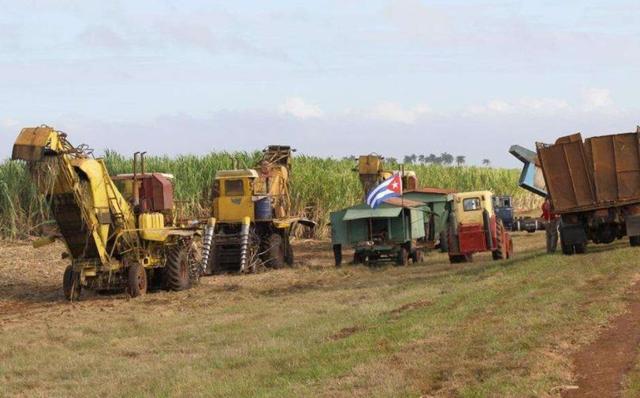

403,190,451,240
330,203,426,247
330,189,451,266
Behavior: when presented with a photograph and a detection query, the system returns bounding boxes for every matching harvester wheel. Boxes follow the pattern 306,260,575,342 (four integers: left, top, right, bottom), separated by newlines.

492,220,505,261
265,233,285,269
166,244,192,291
127,263,148,298
396,246,409,266
630,236,640,247
63,265,81,301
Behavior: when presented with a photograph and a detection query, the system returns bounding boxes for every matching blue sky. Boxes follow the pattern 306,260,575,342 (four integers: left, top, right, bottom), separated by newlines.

1,0,639,166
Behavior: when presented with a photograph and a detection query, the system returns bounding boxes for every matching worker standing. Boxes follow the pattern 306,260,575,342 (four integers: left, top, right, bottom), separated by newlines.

542,197,559,253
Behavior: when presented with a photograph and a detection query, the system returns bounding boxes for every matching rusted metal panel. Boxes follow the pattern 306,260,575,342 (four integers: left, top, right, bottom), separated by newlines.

139,173,174,212
539,130,640,213
538,134,595,212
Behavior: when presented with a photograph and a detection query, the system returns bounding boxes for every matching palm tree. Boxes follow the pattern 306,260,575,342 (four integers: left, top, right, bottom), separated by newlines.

482,159,491,167
441,152,454,165
455,155,466,166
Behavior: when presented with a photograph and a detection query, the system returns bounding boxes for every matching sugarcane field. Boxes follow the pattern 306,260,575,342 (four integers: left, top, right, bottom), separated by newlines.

2,2,640,398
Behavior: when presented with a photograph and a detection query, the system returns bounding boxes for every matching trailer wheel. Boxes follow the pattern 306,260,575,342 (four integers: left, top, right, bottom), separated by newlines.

396,246,409,266
265,233,285,269
166,244,192,291
630,236,640,247
127,263,148,298
333,244,342,267
63,265,81,301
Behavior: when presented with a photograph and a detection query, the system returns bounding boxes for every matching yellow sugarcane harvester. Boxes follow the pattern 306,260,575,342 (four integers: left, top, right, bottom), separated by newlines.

12,126,201,300
201,145,314,274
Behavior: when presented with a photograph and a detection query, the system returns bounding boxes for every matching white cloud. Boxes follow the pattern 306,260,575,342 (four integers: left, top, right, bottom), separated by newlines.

1,118,20,128
77,25,127,49
367,102,431,124
278,97,323,119
583,88,614,110
465,97,570,116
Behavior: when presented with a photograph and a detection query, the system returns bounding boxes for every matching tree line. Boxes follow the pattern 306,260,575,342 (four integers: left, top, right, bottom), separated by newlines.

344,154,491,167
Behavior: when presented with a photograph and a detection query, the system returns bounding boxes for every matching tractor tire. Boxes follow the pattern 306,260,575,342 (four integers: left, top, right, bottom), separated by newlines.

396,246,409,266
333,244,342,267
630,236,640,247
353,251,364,265
165,244,192,291
265,233,285,269
492,220,506,261
127,263,148,298
63,265,81,301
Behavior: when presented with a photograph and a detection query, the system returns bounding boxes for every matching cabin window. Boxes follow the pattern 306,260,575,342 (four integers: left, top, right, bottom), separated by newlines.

463,198,481,211
225,179,244,196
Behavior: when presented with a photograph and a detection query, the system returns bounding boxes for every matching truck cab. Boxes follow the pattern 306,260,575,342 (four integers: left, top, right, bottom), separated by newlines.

492,195,514,230
447,191,513,263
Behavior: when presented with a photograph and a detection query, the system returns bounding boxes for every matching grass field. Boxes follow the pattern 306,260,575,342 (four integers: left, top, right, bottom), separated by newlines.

2,233,640,397
0,152,538,239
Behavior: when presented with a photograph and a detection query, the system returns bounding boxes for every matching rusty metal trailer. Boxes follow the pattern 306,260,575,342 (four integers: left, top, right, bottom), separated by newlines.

536,128,640,254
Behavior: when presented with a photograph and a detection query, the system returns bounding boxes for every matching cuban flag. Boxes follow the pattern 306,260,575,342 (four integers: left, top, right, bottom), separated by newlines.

366,173,403,208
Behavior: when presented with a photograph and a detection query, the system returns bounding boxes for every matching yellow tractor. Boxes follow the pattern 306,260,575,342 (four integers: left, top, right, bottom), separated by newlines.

202,146,314,273
12,126,201,300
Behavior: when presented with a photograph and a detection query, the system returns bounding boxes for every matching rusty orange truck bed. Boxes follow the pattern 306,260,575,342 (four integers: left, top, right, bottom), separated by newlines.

536,128,640,254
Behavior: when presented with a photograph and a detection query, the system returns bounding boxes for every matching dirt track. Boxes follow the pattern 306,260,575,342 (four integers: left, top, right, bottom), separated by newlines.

564,281,640,398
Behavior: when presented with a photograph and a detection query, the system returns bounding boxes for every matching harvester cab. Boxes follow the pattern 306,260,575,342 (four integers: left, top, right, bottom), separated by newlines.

12,126,201,300
446,191,513,263
202,145,312,275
